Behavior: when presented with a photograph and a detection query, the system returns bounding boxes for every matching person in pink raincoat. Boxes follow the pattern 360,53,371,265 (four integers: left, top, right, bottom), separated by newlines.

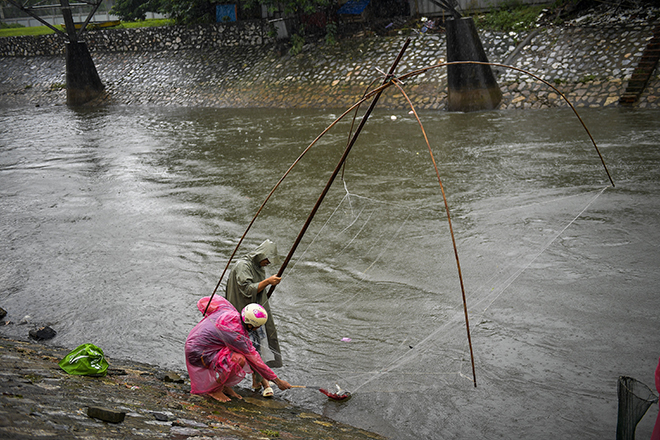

185,296,291,402
652,356,660,440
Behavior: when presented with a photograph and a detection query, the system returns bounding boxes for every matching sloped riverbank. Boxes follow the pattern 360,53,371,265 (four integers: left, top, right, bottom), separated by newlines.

0,336,383,439
1,6,658,110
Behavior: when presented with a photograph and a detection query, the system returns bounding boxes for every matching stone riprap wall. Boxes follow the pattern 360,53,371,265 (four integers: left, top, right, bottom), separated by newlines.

496,25,659,109
0,20,274,56
0,21,658,110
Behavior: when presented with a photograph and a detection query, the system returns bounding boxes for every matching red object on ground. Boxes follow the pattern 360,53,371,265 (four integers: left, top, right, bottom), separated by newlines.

318,388,351,401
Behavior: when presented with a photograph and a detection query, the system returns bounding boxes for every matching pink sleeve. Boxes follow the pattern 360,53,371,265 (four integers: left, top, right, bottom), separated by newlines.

243,347,277,381
656,356,660,393
652,357,660,440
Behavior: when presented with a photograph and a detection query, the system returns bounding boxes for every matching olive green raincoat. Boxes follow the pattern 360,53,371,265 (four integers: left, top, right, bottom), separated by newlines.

225,239,283,368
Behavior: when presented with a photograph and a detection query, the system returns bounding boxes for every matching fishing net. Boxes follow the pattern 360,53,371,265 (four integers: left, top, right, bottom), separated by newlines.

255,107,615,396
279,184,467,390
617,376,658,440
275,176,609,394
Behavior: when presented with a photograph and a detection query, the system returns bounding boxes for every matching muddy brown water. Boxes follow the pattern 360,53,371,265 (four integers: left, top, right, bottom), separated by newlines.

1,104,659,439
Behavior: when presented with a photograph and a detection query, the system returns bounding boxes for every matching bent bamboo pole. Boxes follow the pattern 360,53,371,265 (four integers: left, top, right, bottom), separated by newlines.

205,55,615,389
266,38,412,298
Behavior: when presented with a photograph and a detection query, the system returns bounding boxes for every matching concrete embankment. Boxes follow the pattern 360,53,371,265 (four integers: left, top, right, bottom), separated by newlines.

0,336,383,440
1,15,659,110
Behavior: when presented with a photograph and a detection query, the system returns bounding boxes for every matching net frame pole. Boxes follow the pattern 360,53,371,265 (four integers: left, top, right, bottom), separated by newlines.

266,37,412,298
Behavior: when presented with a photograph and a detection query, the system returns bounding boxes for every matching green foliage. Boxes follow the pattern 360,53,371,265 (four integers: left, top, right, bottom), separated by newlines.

24,373,42,383
110,0,168,22
242,0,332,50
244,0,330,15
473,0,546,32
120,18,173,28
267,22,278,39
1,22,24,29
579,74,597,83
325,22,337,46
0,18,171,38
0,25,54,37
290,31,305,55
166,0,217,25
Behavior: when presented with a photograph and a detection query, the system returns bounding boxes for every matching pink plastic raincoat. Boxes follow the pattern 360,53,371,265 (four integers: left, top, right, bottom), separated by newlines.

652,356,660,440
185,296,277,395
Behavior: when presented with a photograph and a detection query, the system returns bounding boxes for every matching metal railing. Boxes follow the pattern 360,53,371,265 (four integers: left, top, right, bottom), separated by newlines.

1,10,164,27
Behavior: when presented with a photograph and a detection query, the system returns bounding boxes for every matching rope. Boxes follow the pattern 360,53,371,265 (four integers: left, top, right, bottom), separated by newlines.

346,185,608,393
287,183,423,313
471,185,608,320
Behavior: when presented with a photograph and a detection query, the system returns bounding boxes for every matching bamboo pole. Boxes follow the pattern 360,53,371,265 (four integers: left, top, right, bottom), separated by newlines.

391,78,477,386
266,37,412,298
203,60,612,387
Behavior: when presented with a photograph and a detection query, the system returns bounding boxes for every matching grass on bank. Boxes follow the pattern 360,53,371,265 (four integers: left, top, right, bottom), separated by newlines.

0,1,566,39
472,1,549,32
0,18,173,38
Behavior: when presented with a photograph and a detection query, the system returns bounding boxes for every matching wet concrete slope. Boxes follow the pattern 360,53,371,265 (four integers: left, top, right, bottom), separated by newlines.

0,336,383,440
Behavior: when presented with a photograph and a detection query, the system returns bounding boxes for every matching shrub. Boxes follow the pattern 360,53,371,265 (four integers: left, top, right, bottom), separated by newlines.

474,0,546,32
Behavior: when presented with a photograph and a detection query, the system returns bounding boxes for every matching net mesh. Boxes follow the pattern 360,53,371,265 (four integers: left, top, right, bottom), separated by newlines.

277,181,610,393
617,376,658,440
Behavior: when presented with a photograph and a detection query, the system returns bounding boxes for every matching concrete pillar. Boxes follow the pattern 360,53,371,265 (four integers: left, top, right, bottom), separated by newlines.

446,17,502,112
65,41,105,105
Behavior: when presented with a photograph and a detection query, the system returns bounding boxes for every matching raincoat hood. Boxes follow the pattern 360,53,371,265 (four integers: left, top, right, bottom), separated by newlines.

248,239,282,266
197,296,224,316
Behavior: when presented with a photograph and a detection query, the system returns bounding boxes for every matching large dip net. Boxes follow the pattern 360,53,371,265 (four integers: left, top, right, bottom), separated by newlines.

616,376,658,440
273,179,612,394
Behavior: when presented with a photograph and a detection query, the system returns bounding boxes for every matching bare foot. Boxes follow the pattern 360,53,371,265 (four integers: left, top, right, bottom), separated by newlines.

208,389,231,402
223,386,243,400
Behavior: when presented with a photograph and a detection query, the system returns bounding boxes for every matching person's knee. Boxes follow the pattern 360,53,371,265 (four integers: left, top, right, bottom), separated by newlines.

231,352,246,367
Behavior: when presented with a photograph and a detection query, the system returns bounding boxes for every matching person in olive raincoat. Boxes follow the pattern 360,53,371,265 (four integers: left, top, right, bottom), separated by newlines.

225,239,283,396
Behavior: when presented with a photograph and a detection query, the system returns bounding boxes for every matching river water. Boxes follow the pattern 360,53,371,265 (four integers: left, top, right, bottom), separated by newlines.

1,103,659,439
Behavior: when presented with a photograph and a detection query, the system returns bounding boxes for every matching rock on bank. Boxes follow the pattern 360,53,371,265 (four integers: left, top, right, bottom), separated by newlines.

0,17,659,110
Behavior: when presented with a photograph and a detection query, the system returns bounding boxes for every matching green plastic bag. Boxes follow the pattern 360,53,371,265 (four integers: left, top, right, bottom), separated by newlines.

58,343,109,376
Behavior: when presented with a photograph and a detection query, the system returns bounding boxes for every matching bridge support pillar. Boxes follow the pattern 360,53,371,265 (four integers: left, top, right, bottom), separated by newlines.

66,41,104,106
446,17,502,112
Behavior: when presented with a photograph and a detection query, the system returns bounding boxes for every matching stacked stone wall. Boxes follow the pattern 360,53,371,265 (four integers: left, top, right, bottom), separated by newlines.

0,21,658,109
0,20,274,56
